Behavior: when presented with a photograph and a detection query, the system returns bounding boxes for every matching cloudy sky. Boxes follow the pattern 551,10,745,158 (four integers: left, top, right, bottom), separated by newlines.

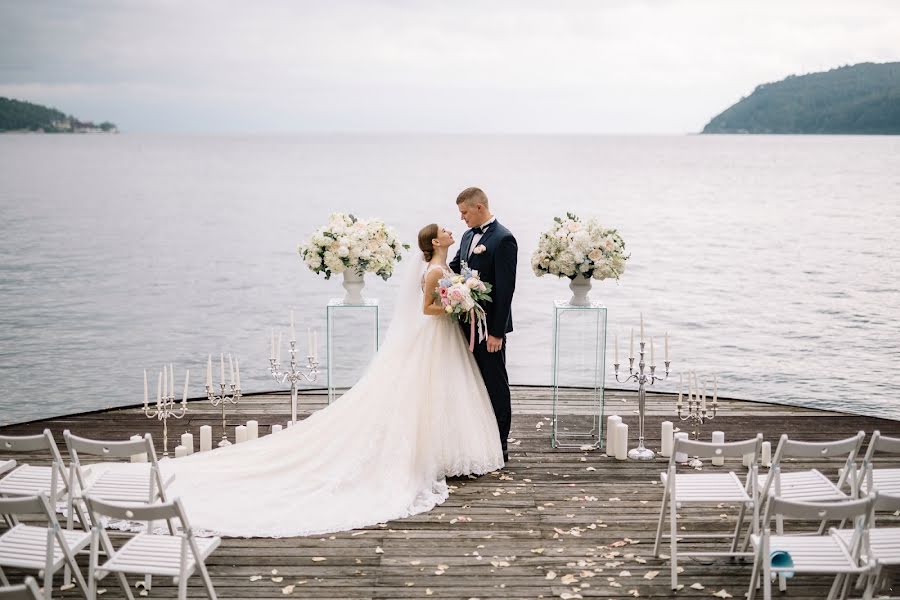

1,1,898,134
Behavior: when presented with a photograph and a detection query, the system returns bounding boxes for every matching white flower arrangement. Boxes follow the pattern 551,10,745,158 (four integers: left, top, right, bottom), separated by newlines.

298,213,409,280
531,212,629,280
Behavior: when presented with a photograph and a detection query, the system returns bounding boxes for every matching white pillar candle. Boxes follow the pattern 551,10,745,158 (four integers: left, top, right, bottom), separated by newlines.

614,423,628,460
130,435,147,463
180,432,194,455
285,420,294,428
235,425,248,444
742,450,755,467
606,415,622,453
246,420,259,440
271,424,283,435
761,441,772,468
174,445,188,458
199,425,212,452
711,431,725,466
660,421,674,457
674,432,689,463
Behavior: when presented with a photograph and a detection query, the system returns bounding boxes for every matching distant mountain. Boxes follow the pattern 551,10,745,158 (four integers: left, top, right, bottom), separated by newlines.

0,97,117,133
702,62,900,135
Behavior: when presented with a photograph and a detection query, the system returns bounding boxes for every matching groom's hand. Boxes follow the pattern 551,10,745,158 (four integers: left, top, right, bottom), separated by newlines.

487,335,503,353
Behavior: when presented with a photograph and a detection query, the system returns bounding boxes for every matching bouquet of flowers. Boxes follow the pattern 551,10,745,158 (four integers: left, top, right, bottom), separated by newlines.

531,212,629,280
298,213,409,280
436,263,492,351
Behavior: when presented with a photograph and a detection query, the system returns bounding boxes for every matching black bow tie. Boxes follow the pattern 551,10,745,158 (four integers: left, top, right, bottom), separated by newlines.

474,224,490,234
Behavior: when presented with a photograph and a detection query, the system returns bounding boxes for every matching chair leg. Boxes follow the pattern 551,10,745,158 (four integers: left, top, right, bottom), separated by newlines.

196,559,218,600
670,491,678,590
762,535,772,600
178,574,188,600
0,565,9,585
746,550,761,600
43,563,55,600
730,501,747,554
653,487,669,556
775,512,786,592
827,573,843,600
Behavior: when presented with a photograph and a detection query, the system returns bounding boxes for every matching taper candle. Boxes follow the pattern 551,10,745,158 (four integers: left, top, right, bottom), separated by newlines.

229,353,235,386
169,364,174,398
640,312,644,342
307,327,313,357
235,359,241,389
143,369,149,409
650,337,655,365
313,330,318,361
157,370,162,404
270,329,275,360
677,374,683,408
277,332,283,364
664,332,669,362
206,354,212,387
629,328,634,357
614,334,619,364
219,353,225,386
290,310,296,342
182,369,189,404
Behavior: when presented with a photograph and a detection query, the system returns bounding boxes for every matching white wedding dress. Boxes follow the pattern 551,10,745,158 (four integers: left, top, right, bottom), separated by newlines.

91,257,503,538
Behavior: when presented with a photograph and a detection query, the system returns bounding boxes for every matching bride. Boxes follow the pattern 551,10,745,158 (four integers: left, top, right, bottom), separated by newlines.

98,223,504,538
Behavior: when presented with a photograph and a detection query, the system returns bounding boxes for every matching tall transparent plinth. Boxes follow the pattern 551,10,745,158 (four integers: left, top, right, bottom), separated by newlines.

551,300,607,449
326,299,380,404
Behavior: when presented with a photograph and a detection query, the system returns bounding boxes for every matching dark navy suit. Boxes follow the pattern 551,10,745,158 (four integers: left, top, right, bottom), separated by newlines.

450,219,517,457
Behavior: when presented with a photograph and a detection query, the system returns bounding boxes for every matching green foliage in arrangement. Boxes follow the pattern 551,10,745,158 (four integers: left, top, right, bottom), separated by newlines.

702,62,900,135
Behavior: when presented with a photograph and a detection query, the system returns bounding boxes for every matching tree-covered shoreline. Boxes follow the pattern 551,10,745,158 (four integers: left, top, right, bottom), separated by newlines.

702,62,900,135
0,97,117,133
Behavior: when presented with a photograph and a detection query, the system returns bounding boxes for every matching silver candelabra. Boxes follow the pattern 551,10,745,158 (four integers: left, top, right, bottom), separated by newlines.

143,365,188,458
205,353,242,447
677,371,718,440
613,319,670,460
270,317,320,424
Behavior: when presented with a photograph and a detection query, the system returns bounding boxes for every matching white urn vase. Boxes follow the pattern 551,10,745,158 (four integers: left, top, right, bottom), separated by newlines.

567,274,593,306
341,270,366,304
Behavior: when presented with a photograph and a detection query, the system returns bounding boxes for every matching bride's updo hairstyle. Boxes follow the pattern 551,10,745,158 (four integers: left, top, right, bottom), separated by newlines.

417,224,439,262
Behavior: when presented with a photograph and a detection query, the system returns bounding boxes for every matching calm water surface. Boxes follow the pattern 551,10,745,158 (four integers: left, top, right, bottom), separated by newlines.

1,134,899,424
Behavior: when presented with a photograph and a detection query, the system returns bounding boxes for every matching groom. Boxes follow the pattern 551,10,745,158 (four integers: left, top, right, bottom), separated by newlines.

449,187,517,462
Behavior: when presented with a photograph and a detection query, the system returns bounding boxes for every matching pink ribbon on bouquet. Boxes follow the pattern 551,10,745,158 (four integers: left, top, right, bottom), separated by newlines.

469,310,476,352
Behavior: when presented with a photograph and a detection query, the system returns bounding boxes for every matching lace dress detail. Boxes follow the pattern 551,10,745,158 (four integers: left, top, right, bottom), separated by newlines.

85,261,503,538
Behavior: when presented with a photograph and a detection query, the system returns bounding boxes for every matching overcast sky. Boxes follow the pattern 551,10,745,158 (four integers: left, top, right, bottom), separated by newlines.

1,1,898,134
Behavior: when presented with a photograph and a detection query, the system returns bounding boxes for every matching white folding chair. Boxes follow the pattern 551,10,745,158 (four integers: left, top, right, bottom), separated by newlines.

0,462,15,479
653,434,763,589
0,431,86,529
857,431,900,498
85,497,220,600
0,489,91,600
0,577,42,600
746,494,877,600
748,431,866,590
63,431,174,533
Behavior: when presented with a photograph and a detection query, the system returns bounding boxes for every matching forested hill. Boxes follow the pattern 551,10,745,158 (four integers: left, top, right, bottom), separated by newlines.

0,97,117,133
702,62,900,134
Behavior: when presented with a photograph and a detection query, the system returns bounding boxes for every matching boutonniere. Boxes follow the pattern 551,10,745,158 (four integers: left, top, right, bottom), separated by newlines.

472,244,487,255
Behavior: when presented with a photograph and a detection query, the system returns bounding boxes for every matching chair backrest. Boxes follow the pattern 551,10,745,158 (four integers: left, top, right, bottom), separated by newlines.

0,577,42,600
85,495,185,525
0,430,66,464
0,494,49,518
767,494,874,523
873,490,900,513
671,434,762,464
862,430,900,463
765,431,865,494
63,431,154,460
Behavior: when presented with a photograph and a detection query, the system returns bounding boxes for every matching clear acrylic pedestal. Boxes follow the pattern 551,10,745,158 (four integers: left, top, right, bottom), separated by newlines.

326,299,380,404
551,300,607,449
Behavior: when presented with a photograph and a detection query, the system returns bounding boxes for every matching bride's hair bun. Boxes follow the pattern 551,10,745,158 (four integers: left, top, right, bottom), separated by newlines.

417,223,439,262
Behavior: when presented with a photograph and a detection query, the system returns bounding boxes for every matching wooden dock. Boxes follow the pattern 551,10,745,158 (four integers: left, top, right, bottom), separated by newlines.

2,387,898,599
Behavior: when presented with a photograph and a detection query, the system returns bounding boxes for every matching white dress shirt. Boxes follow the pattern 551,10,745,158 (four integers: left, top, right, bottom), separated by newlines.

468,216,496,258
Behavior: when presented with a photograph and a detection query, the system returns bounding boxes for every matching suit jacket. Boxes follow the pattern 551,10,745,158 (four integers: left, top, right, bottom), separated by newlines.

449,220,518,337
